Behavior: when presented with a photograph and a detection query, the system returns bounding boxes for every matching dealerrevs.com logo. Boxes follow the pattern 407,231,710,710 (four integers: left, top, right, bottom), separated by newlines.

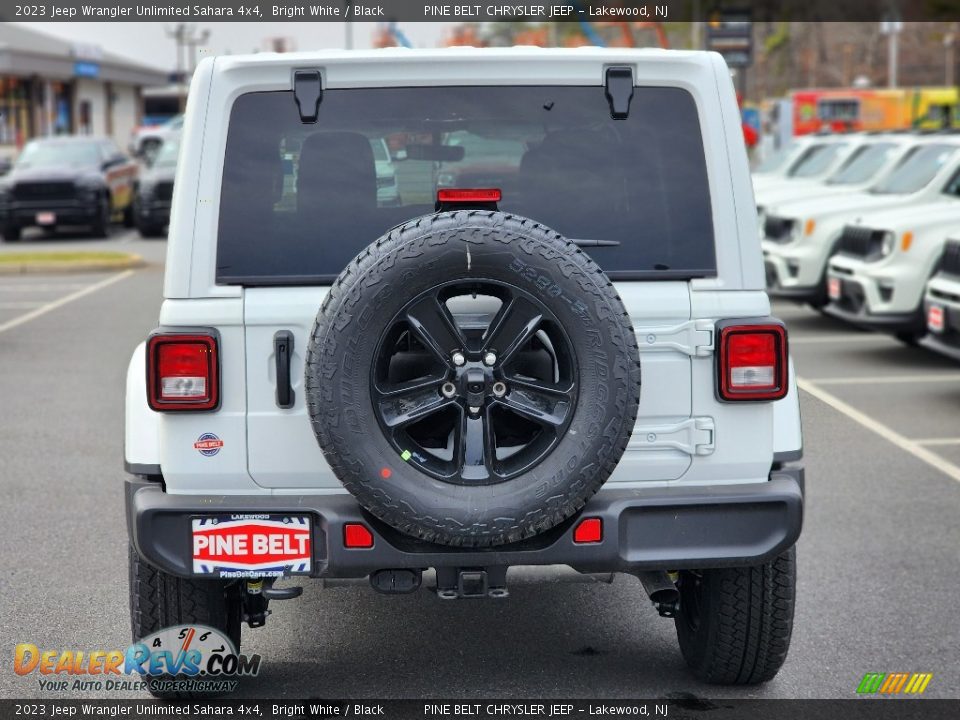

14,625,260,694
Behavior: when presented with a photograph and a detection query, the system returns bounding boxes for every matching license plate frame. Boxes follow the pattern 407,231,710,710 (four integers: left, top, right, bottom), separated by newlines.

35,211,56,226
928,304,946,334
828,276,842,301
191,514,312,577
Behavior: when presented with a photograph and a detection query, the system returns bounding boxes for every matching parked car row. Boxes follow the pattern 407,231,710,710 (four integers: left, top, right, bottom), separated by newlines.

756,130,960,363
0,130,180,242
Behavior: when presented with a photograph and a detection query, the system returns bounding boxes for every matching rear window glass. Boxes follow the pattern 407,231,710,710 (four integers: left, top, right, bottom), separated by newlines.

216,86,716,284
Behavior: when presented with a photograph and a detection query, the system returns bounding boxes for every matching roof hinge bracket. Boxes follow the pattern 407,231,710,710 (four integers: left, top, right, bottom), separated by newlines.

605,66,634,120
293,69,323,124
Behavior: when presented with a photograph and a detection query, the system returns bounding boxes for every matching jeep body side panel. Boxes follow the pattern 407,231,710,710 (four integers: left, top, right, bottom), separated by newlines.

124,342,161,474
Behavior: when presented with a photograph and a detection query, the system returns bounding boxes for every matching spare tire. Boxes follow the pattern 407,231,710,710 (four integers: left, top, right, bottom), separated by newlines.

306,211,640,547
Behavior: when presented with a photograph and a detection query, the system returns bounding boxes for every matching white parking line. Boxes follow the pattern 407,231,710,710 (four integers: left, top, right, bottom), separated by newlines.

914,438,960,446
0,270,135,336
0,283,90,292
0,301,43,310
808,374,960,385
790,334,890,345
797,377,960,484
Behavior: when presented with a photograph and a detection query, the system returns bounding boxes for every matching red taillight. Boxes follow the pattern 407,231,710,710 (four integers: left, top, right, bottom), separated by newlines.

717,324,788,401
437,188,502,204
573,517,603,544
147,334,219,411
343,523,374,549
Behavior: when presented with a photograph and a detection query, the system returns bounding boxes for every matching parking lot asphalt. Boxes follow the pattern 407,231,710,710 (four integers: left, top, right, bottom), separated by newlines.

0,227,958,700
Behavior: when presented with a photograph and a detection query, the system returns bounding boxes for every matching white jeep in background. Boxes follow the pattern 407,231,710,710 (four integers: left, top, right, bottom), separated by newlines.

762,136,960,308
825,202,960,342
923,239,960,360
123,47,804,695
752,133,856,196
754,133,918,221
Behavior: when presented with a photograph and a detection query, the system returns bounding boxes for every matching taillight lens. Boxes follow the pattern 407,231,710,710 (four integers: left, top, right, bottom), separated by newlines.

717,324,788,401
147,334,219,411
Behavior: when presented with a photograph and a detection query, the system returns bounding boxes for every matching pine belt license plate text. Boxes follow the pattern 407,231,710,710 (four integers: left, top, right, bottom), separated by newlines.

36,212,56,225
828,277,842,300
928,304,945,333
192,514,312,577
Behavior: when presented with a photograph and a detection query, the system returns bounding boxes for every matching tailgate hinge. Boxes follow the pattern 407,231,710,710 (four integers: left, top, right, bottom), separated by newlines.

630,417,716,456
635,319,714,357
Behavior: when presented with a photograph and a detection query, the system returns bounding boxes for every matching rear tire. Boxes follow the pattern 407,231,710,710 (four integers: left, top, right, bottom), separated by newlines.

90,196,110,238
675,546,796,685
2,225,20,242
137,221,165,238
128,545,242,697
122,201,136,228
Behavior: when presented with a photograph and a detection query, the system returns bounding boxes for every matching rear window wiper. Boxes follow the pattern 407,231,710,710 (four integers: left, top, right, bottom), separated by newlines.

570,239,620,247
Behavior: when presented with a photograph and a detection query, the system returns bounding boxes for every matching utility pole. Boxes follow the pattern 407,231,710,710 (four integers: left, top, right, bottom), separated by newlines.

946,23,957,87
880,16,902,88
185,28,211,73
166,24,185,82
166,24,210,112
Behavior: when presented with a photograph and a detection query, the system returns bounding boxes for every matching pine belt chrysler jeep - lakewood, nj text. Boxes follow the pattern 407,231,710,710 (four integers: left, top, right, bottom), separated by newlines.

123,48,804,695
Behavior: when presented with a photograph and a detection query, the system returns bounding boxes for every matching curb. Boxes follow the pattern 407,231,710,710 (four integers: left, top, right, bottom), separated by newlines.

0,254,146,275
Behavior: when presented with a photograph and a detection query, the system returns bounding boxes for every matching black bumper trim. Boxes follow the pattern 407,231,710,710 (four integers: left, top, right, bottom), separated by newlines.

823,303,924,335
773,448,803,463
919,333,960,361
124,461,162,478
126,469,804,579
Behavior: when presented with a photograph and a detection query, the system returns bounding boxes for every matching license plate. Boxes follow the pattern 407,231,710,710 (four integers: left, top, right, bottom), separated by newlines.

828,277,842,300
192,514,312,577
35,212,56,225
928,304,945,333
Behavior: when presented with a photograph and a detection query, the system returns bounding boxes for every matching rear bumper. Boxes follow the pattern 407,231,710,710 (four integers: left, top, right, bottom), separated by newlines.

125,468,804,579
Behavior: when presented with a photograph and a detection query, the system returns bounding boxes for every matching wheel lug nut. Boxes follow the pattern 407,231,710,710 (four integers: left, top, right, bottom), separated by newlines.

441,382,457,399
483,352,497,366
492,381,507,398
452,352,466,367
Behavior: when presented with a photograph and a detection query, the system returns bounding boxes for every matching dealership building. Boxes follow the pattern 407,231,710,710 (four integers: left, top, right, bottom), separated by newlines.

0,24,167,158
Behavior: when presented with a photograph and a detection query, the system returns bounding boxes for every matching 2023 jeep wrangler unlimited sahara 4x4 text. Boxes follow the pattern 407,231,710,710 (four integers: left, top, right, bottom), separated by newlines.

124,47,803,691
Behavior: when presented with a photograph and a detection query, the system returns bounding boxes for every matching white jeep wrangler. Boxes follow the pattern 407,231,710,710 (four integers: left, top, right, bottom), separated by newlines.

124,47,804,692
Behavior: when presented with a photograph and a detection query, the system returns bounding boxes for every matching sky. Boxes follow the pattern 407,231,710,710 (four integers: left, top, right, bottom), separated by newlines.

13,22,454,72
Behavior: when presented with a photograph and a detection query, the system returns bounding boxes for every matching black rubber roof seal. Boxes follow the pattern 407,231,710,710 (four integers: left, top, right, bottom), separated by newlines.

293,70,323,123
605,66,634,120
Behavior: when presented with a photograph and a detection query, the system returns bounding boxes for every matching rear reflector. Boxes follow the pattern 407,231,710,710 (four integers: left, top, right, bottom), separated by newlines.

437,188,502,204
147,333,219,411
343,523,374,549
573,517,603,544
717,324,788,401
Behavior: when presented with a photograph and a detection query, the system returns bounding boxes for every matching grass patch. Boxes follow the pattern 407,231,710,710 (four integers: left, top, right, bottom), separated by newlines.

0,251,134,264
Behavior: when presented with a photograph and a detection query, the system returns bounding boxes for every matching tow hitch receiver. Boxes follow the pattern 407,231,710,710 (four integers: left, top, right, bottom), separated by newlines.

436,567,509,599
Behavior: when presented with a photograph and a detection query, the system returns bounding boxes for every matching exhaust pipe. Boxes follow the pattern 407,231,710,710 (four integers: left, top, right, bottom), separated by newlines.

636,571,680,618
